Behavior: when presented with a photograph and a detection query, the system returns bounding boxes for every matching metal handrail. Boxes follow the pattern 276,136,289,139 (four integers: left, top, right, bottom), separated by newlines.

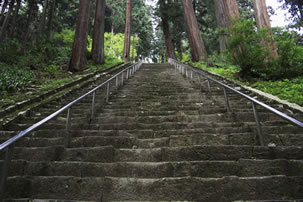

169,58,303,146
0,61,143,200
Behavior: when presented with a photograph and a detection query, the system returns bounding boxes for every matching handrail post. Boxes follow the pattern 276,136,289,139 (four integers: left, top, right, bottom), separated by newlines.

223,87,231,112
106,82,110,103
66,107,72,130
198,74,202,91
116,76,119,90
65,107,72,147
252,102,265,146
126,69,129,79
207,79,211,93
122,72,124,86
191,71,193,80
91,91,96,119
0,144,14,201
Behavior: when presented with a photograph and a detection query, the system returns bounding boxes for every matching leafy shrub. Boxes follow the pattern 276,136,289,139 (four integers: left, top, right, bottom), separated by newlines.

226,19,270,78
0,64,33,93
226,19,303,80
273,28,303,79
47,64,59,75
0,40,20,65
53,29,75,46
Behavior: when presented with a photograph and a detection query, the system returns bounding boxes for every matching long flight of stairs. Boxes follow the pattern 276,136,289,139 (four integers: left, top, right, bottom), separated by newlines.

1,63,303,201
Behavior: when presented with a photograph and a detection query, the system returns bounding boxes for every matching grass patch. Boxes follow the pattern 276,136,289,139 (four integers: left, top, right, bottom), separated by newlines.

192,62,241,80
191,62,303,106
251,78,303,106
0,60,122,111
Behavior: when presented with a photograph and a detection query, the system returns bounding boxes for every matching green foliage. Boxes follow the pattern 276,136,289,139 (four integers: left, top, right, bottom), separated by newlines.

192,61,303,106
53,29,75,46
192,61,240,80
252,78,303,106
226,19,303,80
226,19,270,78
0,40,20,65
0,64,33,93
46,64,59,75
104,32,139,60
272,28,303,79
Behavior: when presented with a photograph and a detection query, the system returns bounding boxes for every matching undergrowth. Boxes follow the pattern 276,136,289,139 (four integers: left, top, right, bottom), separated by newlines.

0,29,123,111
192,62,303,106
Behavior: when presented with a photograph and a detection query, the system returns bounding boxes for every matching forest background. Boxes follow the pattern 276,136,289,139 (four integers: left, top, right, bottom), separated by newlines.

0,0,302,109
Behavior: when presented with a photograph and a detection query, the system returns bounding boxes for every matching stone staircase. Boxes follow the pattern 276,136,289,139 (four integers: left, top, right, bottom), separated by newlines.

1,63,303,201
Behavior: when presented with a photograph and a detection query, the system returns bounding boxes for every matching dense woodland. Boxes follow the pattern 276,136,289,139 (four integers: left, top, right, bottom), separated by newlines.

0,0,303,107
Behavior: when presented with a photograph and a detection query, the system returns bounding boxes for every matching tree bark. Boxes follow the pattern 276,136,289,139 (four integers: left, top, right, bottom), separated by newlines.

123,0,131,62
47,0,56,36
8,0,20,39
214,0,240,55
69,0,91,71
213,0,228,52
222,0,240,27
181,0,208,62
20,1,38,55
37,0,48,43
92,0,105,64
0,0,14,43
253,0,278,60
0,0,9,26
161,16,176,60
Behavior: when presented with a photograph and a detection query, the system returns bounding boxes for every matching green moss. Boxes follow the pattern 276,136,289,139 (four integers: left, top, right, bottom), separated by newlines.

251,78,303,106
191,62,303,106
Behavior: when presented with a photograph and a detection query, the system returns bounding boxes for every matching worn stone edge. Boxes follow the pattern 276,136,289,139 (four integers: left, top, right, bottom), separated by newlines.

0,62,126,116
0,63,129,129
187,63,303,114
0,63,124,117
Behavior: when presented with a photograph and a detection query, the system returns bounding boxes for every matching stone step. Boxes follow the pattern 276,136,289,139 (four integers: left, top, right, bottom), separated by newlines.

116,145,303,162
0,136,136,148
9,145,303,163
6,121,252,131
3,132,303,149
4,175,303,201
7,119,298,132
4,159,303,178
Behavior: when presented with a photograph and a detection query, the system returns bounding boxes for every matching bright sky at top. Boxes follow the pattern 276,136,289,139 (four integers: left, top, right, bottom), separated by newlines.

266,0,290,28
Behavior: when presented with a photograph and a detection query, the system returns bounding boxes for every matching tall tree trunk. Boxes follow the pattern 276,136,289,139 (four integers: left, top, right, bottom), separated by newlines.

181,0,208,62
0,0,9,26
123,0,131,62
47,0,56,36
20,1,37,55
161,16,176,59
222,0,240,27
69,0,91,72
159,0,176,60
131,35,135,63
0,0,14,43
92,0,105,64
8,0,20,39
214,0,239,52
253,0,278,60
213,0,228,52
37,0,48,44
